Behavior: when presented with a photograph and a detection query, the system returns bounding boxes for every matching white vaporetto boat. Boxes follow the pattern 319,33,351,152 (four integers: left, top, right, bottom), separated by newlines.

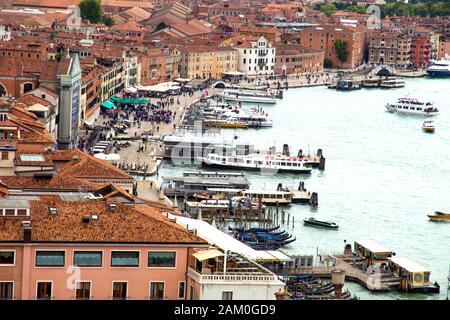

385,98,439,116
380,78,406,88
198,153,314,174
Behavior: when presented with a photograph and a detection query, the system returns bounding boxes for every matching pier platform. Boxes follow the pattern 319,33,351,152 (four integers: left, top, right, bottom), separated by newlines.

274,255,400,292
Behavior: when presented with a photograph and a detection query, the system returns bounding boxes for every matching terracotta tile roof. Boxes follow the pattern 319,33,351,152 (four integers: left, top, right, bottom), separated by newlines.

51,149,133,180
15,142,53,153
11,0,81,8
112,6,152,24
15,95,52,107
102,0,154,9
0,200,206,244
31,86,59,99
13,153,53,167
0,175,96,191
171,19,213,37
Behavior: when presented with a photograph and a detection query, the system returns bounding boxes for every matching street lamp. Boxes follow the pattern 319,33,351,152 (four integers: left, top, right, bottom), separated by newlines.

331,269,346,299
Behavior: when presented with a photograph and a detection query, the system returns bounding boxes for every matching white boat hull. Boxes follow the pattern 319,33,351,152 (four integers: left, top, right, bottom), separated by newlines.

217,94,277,104
198,157,313,174
385,104,439,116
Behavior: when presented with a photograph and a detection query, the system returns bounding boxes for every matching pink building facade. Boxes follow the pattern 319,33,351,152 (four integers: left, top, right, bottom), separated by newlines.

0,244,204,300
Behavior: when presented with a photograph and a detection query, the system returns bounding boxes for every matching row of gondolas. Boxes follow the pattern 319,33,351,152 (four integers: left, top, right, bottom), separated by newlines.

228,225,296,250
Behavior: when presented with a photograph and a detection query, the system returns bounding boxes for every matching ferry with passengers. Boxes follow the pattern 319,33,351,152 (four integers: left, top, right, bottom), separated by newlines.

385,98,439,116
198,153,315,174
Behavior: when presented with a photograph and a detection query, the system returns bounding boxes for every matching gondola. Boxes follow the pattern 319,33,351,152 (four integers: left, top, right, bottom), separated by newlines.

228,225,280,233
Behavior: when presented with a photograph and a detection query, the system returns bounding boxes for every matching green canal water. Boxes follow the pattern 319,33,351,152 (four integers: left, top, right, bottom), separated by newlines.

157,77,450,300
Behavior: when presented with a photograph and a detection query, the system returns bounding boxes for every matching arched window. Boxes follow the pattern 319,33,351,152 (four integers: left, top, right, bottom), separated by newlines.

0,83,7,97
23,83,33,94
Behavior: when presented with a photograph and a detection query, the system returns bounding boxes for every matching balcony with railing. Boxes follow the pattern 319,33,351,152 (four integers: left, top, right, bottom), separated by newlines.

188,267,278,284
188,252,279,284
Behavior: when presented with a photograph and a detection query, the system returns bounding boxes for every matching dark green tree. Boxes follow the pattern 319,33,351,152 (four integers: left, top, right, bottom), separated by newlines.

321,3,337,16
156,22,168,31
324,58,333,69
102,15,114,26
78,0,102,23
334,39,349,67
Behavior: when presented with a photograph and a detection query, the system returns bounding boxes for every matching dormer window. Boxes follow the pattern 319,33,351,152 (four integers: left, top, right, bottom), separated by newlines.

0,113,7,122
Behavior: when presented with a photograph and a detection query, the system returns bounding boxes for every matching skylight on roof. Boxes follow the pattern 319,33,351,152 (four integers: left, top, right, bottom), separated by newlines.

19,154,45,162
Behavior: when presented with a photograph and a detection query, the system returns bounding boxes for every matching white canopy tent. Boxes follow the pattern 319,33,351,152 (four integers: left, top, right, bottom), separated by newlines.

170,213,291,262
136,82,181,92
94,153,121,161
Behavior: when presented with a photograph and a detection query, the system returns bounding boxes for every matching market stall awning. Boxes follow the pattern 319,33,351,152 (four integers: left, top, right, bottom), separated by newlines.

192,248,224,261
111,96,149,104
101,100,115,109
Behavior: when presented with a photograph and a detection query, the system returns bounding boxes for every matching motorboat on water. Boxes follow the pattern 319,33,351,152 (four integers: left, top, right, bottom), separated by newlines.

427,59,450,78
380,78,405,88
385,98,439,116
422,120,435,133
303,217,339,229
198,152,318,174
427,211,450,221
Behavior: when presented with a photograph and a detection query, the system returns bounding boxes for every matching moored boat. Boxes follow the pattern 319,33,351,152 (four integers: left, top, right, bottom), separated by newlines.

336,78,362,91
303,217,339,229
199,152,314,174
380,77,405,88
362,78,380,88
217,89,278,104
203,119,248,129
426,59,450,78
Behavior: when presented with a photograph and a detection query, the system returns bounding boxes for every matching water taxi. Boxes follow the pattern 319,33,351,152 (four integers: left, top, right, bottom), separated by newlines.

303,217,339,229
241,190,293,205
385,98,439,116
198,153,314,174
422,120,435,133
380,78,405,88
427,211,450,221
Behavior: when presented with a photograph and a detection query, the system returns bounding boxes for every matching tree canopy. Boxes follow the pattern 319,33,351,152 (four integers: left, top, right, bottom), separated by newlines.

156,22,168,31
334,40,349,66
78,0,102,23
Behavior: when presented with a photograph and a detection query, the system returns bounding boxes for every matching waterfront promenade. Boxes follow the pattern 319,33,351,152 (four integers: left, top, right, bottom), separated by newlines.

97,87,217,203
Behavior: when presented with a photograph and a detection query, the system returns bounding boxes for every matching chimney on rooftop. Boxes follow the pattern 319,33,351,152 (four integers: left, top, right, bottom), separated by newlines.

72,155,79,163
108,202,117,212
22,221,32,243
82,215,90,224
